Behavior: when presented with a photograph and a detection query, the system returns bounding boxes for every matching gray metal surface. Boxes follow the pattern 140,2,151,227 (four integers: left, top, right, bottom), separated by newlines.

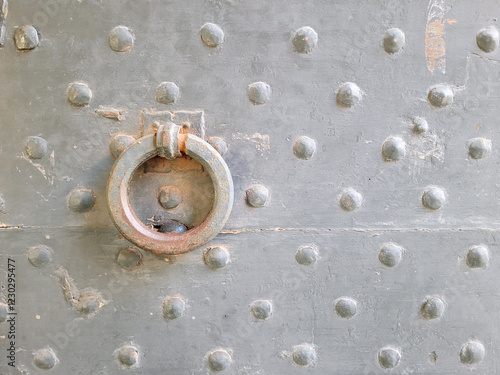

1,0,499,373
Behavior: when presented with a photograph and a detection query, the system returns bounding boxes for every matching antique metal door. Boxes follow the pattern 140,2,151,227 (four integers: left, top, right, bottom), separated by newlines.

2,0,500,373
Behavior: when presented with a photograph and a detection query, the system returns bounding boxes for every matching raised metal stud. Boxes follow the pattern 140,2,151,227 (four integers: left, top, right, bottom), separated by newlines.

117,345,139,367
204,246,230,269
334,297,357,319
200,23,224,47
421,297,445,320
292,344,316,367
109,26,134,52
14,25,39,50
68,188,95,213
422,186,446,210
163,296,186,320
379,243,403,267
251,300,273,320
340,188,363,211
293,136,316,160
246,184,269,207
25,136,48,159
208,349,232,372
477,26,499,53
116,247,143,270
110,134,135,159
28,245,53,267
156,82,180,105
33,347,58,370
337,82,362,107
460,341,485,365
382,28,405,54
247,82,271,105
428,85,453,108
378,346,401,369
292,26,318,54
67,82,92,107
466,244,490,269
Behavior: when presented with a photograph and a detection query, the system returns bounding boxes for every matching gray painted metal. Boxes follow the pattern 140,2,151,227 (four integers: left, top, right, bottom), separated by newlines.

0,0,499,373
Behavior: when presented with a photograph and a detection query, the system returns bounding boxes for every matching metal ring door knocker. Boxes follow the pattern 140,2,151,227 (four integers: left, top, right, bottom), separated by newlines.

107,122,234,255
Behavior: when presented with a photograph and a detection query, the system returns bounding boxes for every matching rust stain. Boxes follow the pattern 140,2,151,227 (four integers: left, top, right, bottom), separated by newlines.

446,19,457,25
96,107,122,121
425,0,446,73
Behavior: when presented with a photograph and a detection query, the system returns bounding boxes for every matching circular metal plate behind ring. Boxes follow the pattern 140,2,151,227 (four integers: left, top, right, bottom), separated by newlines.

107,133,234,255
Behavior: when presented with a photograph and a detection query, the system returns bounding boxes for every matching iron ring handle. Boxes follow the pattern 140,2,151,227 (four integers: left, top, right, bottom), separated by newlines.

107,126,234,255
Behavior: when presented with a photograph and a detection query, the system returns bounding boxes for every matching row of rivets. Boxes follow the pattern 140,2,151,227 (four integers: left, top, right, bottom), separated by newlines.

13,22,497,57
27,339,485,370
57,184,477,214
61,78,469,108
26,240,489,273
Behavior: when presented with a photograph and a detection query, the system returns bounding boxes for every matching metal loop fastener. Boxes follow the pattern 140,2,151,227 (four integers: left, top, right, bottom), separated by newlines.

107,125,234,255
156,122,182,160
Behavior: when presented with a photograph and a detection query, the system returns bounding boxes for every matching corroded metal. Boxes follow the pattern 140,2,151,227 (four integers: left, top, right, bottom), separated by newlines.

107,125,234,255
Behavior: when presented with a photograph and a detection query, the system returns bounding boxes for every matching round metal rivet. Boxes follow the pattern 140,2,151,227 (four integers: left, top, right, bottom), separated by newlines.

334,297,357,319
0,302,7,322
295,245,318,266
337,82,362,108
422,297,445,320
292,344,316,367
14,25,39,50
422,186,446,210
33,348,58,370
156,82,180,104
158,186,182,209
68,188,96,213
158,220,187,233
466,244,490,269
247,82,271,105
382,28,405,54
382,136,406,161
110,134,135,159
204,246,230,269
67,82,93,107
340,188,363,211
246,184,269,207
208,349,232,372
460,341,485,365
116,247,143,270
200,23,224,47
293,136,316,160
292,26,318,54
477,26,499,53
163,296,186,320
412,117,429,134
28,245,53,267
208,136,228,156
378,347,401,369
379,243,403,267
109,26,134,52
428,85,454,108
118,345,139,367
76,294,101,315
25,136,48,159
468,138,492,160
251,300,273,320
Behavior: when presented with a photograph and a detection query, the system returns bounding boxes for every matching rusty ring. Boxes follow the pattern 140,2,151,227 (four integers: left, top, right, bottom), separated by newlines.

107,132,234,255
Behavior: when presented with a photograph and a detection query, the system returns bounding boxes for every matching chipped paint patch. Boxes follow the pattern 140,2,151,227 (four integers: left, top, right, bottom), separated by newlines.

425,0,446,74
232,132,270,155
96,107,123,121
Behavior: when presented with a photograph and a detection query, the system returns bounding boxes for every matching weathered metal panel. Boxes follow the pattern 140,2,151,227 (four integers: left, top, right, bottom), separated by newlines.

1,0,500,373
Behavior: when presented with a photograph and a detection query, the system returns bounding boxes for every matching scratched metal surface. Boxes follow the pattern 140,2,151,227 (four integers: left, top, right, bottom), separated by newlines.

0,0,499,373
